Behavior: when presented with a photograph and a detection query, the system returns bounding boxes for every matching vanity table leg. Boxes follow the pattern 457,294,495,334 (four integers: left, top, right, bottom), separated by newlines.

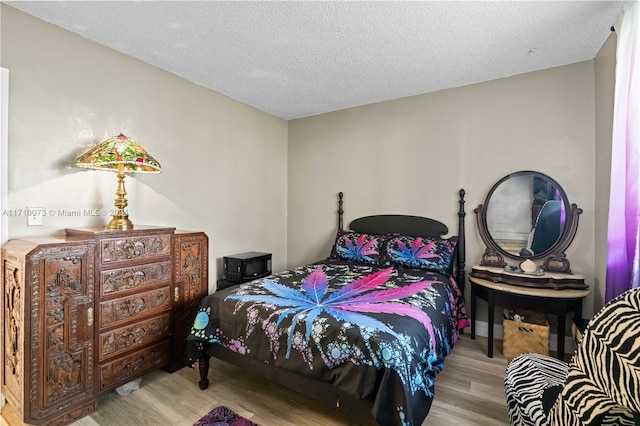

557,307,566,360
487,291,495,358
575,299,583,322
471,285,477,340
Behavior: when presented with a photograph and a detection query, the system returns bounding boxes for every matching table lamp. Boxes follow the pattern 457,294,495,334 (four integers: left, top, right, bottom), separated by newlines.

76,133,161,230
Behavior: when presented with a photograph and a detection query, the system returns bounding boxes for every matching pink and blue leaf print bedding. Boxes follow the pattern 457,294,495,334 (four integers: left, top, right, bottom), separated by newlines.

185,259,468,426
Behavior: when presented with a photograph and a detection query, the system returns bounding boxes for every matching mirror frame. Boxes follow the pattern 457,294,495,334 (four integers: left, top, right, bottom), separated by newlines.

474,170,582,273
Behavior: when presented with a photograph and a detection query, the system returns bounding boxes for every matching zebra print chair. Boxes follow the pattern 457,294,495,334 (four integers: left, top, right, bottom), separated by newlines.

504,287,640,426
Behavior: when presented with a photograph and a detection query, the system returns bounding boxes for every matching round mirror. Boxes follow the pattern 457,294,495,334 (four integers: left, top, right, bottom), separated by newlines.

475,170,582,272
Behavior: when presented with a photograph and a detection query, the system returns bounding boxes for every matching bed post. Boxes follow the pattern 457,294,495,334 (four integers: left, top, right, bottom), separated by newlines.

457,189,466,294
337,192,344,230
198,354,210,390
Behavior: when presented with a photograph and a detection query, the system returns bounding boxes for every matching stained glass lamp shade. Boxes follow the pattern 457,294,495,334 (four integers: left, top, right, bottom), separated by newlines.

76,133,161,230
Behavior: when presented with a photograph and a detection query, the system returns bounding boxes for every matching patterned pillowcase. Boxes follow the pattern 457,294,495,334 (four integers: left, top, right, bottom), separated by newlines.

329,230,390,266
384,235,457,274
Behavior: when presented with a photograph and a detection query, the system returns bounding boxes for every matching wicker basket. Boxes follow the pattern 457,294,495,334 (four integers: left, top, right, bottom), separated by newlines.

503,311,549,358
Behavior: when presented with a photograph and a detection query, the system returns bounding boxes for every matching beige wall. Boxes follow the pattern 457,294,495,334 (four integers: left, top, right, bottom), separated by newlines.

2,4,617,328
0,5,289,289
594,33,617,310
288,61,599,319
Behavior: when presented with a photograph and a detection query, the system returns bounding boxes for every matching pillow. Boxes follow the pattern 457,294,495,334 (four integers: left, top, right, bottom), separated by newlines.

329,230,389,266
384,235,457,274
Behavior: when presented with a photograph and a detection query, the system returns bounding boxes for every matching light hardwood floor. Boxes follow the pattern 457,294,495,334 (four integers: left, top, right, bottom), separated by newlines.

2,335,513,426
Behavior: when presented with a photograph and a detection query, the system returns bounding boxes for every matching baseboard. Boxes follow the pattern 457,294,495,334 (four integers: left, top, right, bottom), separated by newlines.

468,320,575,355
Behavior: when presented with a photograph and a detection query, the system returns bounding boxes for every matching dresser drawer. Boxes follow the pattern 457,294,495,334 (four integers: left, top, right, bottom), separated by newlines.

100,260,172,297
98,313,171,361
98,340,169,392
99,234,172,266
99,286,171,329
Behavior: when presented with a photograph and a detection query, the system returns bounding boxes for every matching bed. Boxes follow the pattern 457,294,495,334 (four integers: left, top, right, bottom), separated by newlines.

184,190,468,425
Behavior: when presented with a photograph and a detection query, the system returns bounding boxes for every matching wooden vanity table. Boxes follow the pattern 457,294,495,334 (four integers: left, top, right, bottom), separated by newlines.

472,170,589,359
469,274,589,359
470,264,587,290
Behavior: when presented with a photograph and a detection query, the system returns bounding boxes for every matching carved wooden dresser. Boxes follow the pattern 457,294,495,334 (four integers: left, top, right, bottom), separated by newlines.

1,226,208,425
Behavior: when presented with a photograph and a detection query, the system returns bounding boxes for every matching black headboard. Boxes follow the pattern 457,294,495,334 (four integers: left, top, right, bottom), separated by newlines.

350,214,448,237
336,190,467,294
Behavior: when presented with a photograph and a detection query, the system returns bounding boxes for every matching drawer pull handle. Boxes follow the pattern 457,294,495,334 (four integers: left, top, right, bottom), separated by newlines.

174,287,179,302
87,307,94,327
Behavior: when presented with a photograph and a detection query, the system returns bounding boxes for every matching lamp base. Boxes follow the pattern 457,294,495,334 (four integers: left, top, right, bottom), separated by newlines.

107,215,134,230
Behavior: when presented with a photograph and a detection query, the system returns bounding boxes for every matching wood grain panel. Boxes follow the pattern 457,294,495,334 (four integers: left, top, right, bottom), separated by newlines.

100,261,172,297
99,314,171,361
100,235,171,266
99,287,170,329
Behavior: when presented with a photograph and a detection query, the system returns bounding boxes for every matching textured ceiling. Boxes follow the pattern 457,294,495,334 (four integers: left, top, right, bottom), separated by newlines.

4,1,629,120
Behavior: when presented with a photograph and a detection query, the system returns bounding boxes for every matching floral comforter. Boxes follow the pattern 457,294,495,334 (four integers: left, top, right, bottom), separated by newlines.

185,259,468,426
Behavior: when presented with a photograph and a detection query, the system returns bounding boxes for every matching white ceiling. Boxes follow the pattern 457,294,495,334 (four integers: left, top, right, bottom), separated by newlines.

4,1,629,120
